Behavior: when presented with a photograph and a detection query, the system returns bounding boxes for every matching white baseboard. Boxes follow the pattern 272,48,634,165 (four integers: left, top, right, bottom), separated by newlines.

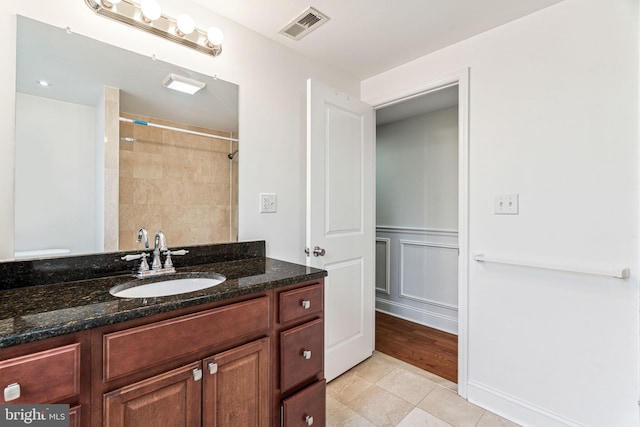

375,298,458,335
467,380,585,427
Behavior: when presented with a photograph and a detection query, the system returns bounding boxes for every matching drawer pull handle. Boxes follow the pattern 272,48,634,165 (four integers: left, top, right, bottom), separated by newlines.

208,362,218,375
301,300,311,309
305,415,314,426
302,350,312,360
4,383,20,402
193,368,203,381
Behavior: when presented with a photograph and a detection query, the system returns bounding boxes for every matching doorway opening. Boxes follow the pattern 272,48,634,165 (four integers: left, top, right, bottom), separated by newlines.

373,79,466,389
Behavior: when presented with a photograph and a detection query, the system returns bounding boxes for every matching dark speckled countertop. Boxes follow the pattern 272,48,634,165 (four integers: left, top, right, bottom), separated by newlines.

0,242,327,348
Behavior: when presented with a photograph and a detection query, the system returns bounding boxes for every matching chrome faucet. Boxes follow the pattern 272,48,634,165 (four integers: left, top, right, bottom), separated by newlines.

152,231,167,270
123,229,188,278
136,227,149,248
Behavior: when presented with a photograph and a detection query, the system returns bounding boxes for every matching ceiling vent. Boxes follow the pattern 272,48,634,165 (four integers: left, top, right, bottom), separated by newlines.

279,7,330,41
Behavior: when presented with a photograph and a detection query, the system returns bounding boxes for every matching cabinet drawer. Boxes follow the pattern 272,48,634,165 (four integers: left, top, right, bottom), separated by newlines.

69,405,81,427
279,284,323,324
0,343,81,404
281,379,326,427
280,319,323,392
104,296,269,381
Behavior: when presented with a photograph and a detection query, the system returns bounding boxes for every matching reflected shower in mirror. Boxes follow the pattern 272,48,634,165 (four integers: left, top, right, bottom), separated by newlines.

13,16,239,260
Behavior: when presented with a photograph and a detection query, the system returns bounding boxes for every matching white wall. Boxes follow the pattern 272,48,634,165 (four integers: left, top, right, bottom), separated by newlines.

0,0,359,261
14,93,97,254
363,1,639,426
377,107,458,229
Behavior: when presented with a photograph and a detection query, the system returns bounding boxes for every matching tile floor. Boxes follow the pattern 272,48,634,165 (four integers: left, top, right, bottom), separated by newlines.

327,351,520,427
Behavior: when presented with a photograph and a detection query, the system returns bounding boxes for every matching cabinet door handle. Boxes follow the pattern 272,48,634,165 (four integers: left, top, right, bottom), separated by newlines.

208,362,218,375
302,350,312,360
192,368,203,381
4,383,20,402
305,415,314,426
301,300,311,309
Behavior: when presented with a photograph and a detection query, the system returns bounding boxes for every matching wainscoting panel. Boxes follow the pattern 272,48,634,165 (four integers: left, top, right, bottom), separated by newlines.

375,226,458,334
375,238,390,295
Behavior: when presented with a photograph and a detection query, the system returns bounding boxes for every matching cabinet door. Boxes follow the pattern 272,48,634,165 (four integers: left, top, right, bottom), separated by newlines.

104,362,202,427
202,338,269,427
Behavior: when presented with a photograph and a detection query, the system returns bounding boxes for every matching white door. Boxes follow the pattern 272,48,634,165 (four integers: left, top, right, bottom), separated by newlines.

306,79,375,381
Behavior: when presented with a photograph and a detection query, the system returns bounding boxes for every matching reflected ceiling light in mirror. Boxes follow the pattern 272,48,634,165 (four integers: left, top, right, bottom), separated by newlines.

162,74,206,95
37,80,50,87
84,0,224,57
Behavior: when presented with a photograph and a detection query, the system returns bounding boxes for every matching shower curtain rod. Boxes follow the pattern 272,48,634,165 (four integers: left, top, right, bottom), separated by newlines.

120,117,239,142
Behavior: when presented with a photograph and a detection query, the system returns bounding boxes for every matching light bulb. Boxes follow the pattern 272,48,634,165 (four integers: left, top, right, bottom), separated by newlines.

141,0,161,22
176,14,195,36
207,27,224,46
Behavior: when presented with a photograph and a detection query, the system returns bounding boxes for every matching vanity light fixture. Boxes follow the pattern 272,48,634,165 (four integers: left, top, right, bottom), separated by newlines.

84,0,224,57
162,74,206,95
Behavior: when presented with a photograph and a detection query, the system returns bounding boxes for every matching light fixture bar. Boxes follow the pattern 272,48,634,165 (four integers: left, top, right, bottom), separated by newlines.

84,0,223,57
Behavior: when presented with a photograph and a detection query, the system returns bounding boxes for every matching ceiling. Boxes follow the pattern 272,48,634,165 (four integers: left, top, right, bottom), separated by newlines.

193,0,566,80
16,16,239,133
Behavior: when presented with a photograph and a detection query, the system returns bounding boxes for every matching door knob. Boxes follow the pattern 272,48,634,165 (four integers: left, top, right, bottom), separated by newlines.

304,246,326,257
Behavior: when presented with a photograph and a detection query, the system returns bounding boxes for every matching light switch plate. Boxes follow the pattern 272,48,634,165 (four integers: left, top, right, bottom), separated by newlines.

259,193,277,213
494,194,519,215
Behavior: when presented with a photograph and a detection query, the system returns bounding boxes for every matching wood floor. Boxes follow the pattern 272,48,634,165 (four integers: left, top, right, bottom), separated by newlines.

375,311,458,383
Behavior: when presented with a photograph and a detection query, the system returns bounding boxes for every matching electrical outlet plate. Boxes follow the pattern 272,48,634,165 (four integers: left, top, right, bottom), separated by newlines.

259,193,277,213
494,194,519,215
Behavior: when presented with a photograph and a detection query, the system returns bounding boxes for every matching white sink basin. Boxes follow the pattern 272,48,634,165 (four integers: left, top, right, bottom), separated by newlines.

110,274,226,298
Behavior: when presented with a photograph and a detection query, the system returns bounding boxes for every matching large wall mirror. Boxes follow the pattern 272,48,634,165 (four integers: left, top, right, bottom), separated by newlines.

12,16,239,260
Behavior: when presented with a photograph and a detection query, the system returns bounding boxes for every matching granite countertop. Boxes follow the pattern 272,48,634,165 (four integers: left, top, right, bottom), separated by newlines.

0,257,327,348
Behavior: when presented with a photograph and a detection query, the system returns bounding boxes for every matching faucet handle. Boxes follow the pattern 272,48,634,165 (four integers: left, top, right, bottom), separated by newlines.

162,249,188,269
166,249,189,256
121,253,150,273
121,253,148,262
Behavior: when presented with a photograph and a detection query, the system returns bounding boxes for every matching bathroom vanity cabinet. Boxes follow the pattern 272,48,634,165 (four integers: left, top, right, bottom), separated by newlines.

97,295,271,427
0,277,325,427
274,283,326,427
0,332,90,427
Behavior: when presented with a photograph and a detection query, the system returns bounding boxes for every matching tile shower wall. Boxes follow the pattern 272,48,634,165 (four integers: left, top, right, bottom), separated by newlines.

118,112,238,250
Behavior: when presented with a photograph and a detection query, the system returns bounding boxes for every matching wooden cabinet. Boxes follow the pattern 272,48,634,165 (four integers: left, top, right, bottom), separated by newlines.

282,379,326,427
280,319,323,393
104,362,202,427
203,338,269,426
275,281,325,427
97,296,271,427
0,343,81,404
0,333,89,426
103,338,269,427
1,279,326,427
